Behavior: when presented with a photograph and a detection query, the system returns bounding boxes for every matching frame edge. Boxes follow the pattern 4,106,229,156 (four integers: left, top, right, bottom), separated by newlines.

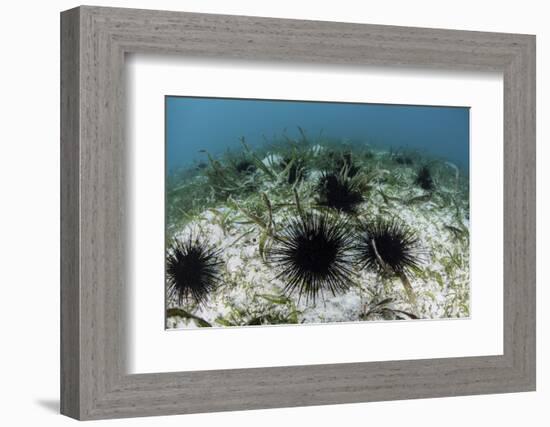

60,6,82,420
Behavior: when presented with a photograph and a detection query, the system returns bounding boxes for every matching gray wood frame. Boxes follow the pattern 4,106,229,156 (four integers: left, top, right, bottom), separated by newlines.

60,5,536,420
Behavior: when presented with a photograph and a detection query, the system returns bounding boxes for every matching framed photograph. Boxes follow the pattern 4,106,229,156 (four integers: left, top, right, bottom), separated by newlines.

61,6,536,420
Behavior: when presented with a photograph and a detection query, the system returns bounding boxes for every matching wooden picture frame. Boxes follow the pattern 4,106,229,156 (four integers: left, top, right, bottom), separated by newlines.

60,5,536,420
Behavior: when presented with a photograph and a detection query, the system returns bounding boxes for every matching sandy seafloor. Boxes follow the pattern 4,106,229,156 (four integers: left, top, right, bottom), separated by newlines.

165,141,470,329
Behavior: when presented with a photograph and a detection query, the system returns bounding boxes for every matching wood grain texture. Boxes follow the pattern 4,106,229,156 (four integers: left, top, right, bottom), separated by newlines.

60,5,536,420
60,7,80,419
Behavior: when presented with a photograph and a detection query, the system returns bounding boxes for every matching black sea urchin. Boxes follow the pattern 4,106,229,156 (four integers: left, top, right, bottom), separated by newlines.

317,172,363,213
394,155,413,166
355,218,424,276
235,158,256,175
281,156,307,185
335,151,360,177
269,213,355,303
415,166,434,191
166,236,224,306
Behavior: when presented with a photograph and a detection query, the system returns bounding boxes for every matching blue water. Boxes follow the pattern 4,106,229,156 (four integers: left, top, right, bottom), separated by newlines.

166,96,469,173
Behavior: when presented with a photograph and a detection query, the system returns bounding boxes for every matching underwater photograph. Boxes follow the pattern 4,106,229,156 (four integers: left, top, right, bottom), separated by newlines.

165,96,470,329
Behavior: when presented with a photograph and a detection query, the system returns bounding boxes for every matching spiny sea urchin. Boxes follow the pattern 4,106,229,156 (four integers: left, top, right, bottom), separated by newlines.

394,155,413,166
335,151,360,177
415,165,434,191
317,172,364,213
235,158,256,175
268,212,356,303
166,236,224,306
355,218,424,276
281,156,307,185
